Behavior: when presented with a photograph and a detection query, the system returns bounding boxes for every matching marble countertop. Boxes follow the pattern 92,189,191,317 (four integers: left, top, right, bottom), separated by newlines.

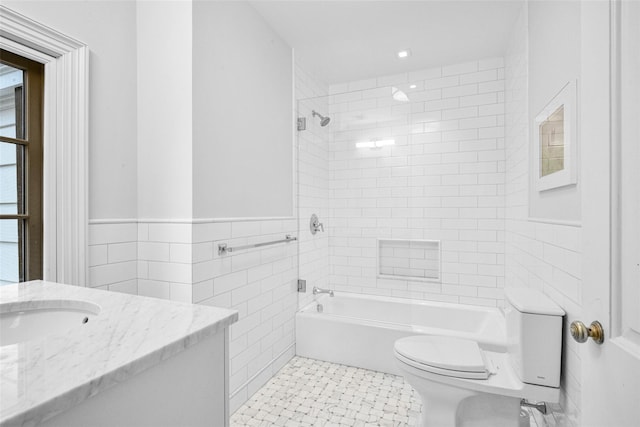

0,280,238,426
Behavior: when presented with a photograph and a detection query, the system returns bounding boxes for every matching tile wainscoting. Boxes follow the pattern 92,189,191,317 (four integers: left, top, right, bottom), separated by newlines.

88,220,138,295
88,218,298,413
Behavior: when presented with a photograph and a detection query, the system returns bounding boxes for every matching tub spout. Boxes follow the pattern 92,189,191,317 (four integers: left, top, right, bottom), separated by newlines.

312,286,334,297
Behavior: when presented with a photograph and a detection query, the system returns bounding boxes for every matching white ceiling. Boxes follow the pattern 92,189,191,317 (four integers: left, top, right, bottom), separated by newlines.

250,0,523,84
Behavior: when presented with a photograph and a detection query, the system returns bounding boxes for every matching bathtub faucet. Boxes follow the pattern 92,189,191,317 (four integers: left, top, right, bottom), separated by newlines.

312,286,334,297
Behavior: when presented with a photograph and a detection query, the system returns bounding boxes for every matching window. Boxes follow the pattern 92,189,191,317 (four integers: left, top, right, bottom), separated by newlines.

0,49,44,285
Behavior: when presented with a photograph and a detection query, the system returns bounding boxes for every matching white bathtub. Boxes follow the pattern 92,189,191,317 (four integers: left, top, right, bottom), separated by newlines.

295,292,506,375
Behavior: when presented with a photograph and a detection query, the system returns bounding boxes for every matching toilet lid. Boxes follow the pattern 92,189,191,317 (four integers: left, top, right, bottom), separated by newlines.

394,336,491,379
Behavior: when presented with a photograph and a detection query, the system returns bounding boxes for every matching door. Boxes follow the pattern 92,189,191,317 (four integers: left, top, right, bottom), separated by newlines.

580,2,640,426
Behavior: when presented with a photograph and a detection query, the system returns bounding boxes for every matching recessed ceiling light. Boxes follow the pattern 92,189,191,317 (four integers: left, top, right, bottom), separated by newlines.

409,84,417,89
397,49,411,59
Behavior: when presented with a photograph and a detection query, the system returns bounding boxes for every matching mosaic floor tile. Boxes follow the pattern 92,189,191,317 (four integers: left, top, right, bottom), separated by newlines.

231,356,550,427
231,356,421,426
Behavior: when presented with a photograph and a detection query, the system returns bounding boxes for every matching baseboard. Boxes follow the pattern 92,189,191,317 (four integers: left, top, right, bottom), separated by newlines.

229,342,296,400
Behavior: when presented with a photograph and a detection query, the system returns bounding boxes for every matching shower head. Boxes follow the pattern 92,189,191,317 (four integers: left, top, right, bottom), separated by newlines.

312,110,331,127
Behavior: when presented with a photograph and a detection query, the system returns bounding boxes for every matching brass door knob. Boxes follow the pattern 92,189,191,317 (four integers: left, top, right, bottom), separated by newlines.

570,320,604,344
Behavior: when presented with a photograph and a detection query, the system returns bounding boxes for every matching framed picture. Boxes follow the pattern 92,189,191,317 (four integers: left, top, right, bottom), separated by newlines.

533,80,578,191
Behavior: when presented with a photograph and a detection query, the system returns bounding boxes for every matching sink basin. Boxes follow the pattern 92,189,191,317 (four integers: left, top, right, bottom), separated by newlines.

0,300,101,346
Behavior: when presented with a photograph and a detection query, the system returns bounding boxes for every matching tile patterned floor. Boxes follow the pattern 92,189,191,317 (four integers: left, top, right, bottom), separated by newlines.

231,356,556,427
231,357,421,426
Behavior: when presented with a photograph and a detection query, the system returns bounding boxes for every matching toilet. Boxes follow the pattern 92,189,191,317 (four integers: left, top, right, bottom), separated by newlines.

394,288,564,427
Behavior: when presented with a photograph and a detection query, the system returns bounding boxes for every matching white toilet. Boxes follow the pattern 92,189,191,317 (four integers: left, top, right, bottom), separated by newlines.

394,288,564,427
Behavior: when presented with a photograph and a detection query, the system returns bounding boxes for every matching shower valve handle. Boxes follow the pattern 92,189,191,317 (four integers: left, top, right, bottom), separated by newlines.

310,214,324,235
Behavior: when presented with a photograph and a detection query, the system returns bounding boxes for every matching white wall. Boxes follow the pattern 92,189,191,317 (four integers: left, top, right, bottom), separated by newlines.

326,59,506,306
192,1,293,219
2,0,138,220
136,0,193,220
505,4,582,426
3,0,294,222
527,0,581,222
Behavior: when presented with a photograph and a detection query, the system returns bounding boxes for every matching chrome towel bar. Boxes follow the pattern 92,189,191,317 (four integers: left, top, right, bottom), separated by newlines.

218,234,296,255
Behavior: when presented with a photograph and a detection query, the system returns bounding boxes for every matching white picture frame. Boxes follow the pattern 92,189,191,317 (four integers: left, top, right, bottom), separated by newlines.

533,80,578,191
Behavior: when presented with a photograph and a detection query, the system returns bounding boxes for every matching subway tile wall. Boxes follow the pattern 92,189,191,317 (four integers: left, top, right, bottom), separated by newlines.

378,239,440,280
504,7,581,427
137,222,194,302
88,221,138,295
327,58,507,306
89,219,298,414
193,219,298,413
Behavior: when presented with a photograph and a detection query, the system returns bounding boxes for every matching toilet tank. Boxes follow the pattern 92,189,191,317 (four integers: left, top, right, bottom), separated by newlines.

505,288,564,388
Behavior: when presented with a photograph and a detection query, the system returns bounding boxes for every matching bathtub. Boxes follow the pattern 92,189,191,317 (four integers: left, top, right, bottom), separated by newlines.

295,292,506,375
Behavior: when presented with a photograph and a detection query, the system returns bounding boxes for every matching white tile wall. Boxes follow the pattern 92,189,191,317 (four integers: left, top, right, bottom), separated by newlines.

88,221,138,295
131,220,298,413
90,219,298,415
137,221,194,302
504,6,580,427
326,58,506,306
378,239,439,280
194,219,298,413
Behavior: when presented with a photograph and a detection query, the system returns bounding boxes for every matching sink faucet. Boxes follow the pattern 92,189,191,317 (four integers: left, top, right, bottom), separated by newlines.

312,286,334,297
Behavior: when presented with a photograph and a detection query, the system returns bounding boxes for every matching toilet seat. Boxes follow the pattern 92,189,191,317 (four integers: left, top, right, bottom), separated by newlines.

394,336,495,380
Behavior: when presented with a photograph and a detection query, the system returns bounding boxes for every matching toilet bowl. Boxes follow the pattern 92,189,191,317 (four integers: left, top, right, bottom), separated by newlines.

394,288,564,427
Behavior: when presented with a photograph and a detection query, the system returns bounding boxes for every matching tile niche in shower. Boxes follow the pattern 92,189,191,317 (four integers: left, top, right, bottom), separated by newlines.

377,239,441,281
